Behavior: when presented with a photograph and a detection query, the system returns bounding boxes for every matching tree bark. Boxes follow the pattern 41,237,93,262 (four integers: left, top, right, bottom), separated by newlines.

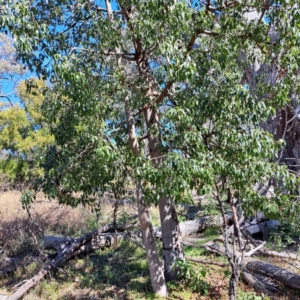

144,106,185,281
43,232,128,255
242,271,277,295
243,220,280,239
246,260,300,291
159,196,185,281
7,267,51,300
229,268,240,300
124,85,168,296
136,182,168,297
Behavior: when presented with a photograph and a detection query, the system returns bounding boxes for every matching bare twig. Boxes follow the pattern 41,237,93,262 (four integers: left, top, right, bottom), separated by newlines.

245,241,266,257
186,256,227,267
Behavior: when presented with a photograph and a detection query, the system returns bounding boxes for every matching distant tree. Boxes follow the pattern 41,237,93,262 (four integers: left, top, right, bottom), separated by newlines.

1,1,299,298
0,79,53,186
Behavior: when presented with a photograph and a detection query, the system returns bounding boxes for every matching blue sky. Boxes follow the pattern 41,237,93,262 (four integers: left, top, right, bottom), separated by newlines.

0,0,121,108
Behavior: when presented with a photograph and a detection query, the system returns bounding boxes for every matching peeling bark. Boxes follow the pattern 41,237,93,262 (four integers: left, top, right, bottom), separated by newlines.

242,271,277,295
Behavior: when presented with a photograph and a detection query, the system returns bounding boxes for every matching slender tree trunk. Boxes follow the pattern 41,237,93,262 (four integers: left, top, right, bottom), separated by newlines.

136,182,168,297
144,107,185,281
124,93,168,296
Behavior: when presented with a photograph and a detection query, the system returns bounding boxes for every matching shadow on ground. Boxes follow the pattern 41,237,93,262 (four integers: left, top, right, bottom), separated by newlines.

56,241,155,300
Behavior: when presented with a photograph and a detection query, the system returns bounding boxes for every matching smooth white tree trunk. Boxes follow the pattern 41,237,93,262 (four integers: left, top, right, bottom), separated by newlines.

136,182,168,297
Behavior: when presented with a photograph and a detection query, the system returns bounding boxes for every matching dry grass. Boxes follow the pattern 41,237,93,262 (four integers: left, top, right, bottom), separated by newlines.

0,191,94,257
0,190,138,297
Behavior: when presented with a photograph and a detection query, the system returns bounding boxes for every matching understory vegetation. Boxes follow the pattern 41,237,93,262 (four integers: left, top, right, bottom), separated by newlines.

0,191,299,300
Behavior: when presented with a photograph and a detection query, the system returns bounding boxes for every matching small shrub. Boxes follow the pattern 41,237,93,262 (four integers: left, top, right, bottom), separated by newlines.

175,260,209,295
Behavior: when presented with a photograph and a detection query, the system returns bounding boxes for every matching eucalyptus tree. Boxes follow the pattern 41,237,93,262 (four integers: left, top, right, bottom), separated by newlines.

1,0,299,298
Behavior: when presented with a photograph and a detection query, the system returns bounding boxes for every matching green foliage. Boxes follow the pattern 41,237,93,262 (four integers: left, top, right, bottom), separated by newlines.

0,78,53,185
20,189,35,210
0,0,299,228
174,260,208,294
237,290,269,300
201,197,220,216
269,221,300,252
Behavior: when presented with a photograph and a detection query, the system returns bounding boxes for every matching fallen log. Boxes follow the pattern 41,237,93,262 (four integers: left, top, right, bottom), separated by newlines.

7,224,128,300
179,214,231,237
246,260,300,291
242,220,280,240
43,232,127,255
7,266,51,300
204,241,300,292
259,249,299,259
5,213,289,299
242,271,277,295
242,227,299,259
160,213,279,241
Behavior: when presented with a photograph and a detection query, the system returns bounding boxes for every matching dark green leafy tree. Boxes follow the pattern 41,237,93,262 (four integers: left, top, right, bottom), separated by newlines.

1,1,299,298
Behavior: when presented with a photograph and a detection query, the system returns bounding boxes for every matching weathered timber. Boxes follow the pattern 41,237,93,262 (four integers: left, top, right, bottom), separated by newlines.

43,232,127,255
7,225,127,300
7,266,51,300
259,249,298,259
242,220,280,240
246,260,300,291
179,214,231,237
45,214,225,252
242,227,299,259
242,271,276,295
253,273,279,292
159,214,279,240
204,241,300,291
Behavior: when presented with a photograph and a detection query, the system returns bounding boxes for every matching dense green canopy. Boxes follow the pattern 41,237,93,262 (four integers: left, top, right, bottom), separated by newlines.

0,0,298,214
